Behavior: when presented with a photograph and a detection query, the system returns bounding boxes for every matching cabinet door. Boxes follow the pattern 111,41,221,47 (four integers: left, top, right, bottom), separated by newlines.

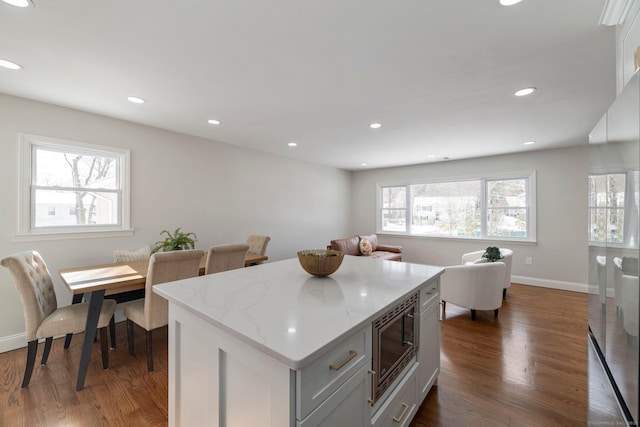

298,364,370,427
418,298,440,402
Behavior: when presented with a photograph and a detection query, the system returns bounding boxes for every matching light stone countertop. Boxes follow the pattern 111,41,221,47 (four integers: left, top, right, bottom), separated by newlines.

154,256,444,369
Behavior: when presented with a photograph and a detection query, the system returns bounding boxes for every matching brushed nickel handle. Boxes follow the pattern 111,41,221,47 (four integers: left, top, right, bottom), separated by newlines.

368,369,377,404
426,287,437,295
392,403,409,423
329,350,357,371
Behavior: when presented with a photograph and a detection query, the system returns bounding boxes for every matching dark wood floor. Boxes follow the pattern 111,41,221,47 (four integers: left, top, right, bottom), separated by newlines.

0,284,624,426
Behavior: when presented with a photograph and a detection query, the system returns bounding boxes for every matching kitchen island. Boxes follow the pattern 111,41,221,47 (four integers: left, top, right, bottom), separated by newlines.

154,256,443,427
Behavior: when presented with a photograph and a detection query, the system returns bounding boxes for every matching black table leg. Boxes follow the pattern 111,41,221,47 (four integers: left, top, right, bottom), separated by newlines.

64,293,84,349
76,289,105,391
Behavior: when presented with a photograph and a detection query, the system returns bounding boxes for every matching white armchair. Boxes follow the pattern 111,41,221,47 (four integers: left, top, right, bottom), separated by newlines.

441,261,506,320
461,248,513,298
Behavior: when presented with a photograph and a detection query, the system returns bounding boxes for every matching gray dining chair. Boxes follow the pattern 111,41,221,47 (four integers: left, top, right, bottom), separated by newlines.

1,250,116,388
123,249,204,372
205,243,250,275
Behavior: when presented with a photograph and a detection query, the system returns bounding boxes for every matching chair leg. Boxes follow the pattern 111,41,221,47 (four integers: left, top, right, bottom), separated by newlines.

127,319,135,356
471,309,477,321
494,308,499,318
64,293,84,349
146,330,154,373
503,288,507,299
40,337,53,365
22,340,38,388
109,316,117,349
99,327,109,370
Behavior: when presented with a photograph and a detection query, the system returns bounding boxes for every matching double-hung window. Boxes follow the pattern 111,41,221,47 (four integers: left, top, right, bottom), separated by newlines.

17,134,131,240
378,172,535,242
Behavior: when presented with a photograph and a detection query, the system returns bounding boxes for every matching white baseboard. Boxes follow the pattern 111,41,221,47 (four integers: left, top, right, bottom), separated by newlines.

0,332,26,353
511,275,588,293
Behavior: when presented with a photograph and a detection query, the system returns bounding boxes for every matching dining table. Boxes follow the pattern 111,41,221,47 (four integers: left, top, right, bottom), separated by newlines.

58,251,267,390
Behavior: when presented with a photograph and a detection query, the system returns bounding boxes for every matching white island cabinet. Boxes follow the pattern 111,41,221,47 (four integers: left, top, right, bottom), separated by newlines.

154,256,443,427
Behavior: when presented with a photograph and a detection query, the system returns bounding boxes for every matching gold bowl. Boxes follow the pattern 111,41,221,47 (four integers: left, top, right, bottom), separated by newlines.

297,249,344,277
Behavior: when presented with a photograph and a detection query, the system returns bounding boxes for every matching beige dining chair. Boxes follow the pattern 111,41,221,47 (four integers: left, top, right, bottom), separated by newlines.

246,235,270,256
123,249,204,372
1,250,116,388
103,245,151,347
205,243,250,275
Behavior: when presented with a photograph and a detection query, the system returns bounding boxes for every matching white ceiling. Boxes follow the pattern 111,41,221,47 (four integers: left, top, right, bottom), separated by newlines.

0,0,616,171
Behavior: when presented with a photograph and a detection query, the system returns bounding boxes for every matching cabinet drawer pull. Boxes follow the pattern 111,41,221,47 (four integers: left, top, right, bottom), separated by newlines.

425,287,437,295
329,350,357,371
392,403,409,423
368,369,377,404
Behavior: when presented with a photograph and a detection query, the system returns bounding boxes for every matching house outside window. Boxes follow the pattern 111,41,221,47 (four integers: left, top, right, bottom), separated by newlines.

378,172,535,242
16,134,131,241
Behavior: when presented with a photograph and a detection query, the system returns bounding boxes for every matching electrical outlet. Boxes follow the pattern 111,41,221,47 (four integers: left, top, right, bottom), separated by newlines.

525,257,533,265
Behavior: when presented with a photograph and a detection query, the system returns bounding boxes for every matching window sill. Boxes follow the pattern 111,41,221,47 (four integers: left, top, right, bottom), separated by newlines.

376,231,537,245
12,228,134,243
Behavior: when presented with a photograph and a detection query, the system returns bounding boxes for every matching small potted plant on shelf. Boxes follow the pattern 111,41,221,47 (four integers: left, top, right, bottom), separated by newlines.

151,227,197,253
482,246,503,262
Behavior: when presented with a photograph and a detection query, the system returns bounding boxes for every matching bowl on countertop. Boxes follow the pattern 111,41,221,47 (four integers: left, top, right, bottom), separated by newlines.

297,249,344,277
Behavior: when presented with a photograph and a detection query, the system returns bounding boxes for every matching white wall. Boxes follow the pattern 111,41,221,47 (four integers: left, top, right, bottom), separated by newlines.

0,93,352,351
351,146,588,290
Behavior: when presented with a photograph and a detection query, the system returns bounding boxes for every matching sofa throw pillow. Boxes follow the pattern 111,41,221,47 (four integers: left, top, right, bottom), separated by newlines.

358,234,378,251
113,245,151,262
359,238,373,255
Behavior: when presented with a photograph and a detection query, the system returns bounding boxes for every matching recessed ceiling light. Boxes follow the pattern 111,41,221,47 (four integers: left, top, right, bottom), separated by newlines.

524,141,536,145
514,87,536,97
127,96,145,104
360,163,368,166
369,123,382,129
287,142,297,147
0,59,22,70
499,0,522,6
2,0,30,7
207,119,221,125
427,154,436,158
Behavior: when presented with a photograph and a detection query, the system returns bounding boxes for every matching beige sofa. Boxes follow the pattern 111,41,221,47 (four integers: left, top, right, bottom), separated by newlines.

328,234,402,261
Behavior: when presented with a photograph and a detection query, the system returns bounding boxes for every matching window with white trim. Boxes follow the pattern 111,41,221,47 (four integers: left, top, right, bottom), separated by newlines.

378,172,535,241
18,134,130,238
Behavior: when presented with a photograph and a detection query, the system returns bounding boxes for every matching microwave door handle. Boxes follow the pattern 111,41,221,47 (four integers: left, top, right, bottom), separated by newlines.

402,311,414,347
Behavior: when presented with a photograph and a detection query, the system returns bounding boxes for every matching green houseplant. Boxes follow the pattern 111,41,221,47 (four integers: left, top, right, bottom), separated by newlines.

151,227,197,253
482,246,503,262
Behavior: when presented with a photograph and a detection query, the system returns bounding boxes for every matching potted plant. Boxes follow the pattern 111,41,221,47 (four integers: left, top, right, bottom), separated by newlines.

482,246,503,262
151,227,197,253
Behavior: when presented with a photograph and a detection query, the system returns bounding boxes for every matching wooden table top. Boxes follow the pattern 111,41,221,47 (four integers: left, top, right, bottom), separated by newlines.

59,252,267,296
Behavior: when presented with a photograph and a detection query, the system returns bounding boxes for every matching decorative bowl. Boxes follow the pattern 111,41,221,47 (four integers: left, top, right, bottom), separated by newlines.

297,249,344,277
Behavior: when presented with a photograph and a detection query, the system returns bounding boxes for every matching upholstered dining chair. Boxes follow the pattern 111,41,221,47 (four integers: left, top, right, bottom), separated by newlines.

440,261,506,320
103,245,151,347
246,235,271,261
123,249,204,372
205,243,250,275
461,248,513,298
1,250,116,388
